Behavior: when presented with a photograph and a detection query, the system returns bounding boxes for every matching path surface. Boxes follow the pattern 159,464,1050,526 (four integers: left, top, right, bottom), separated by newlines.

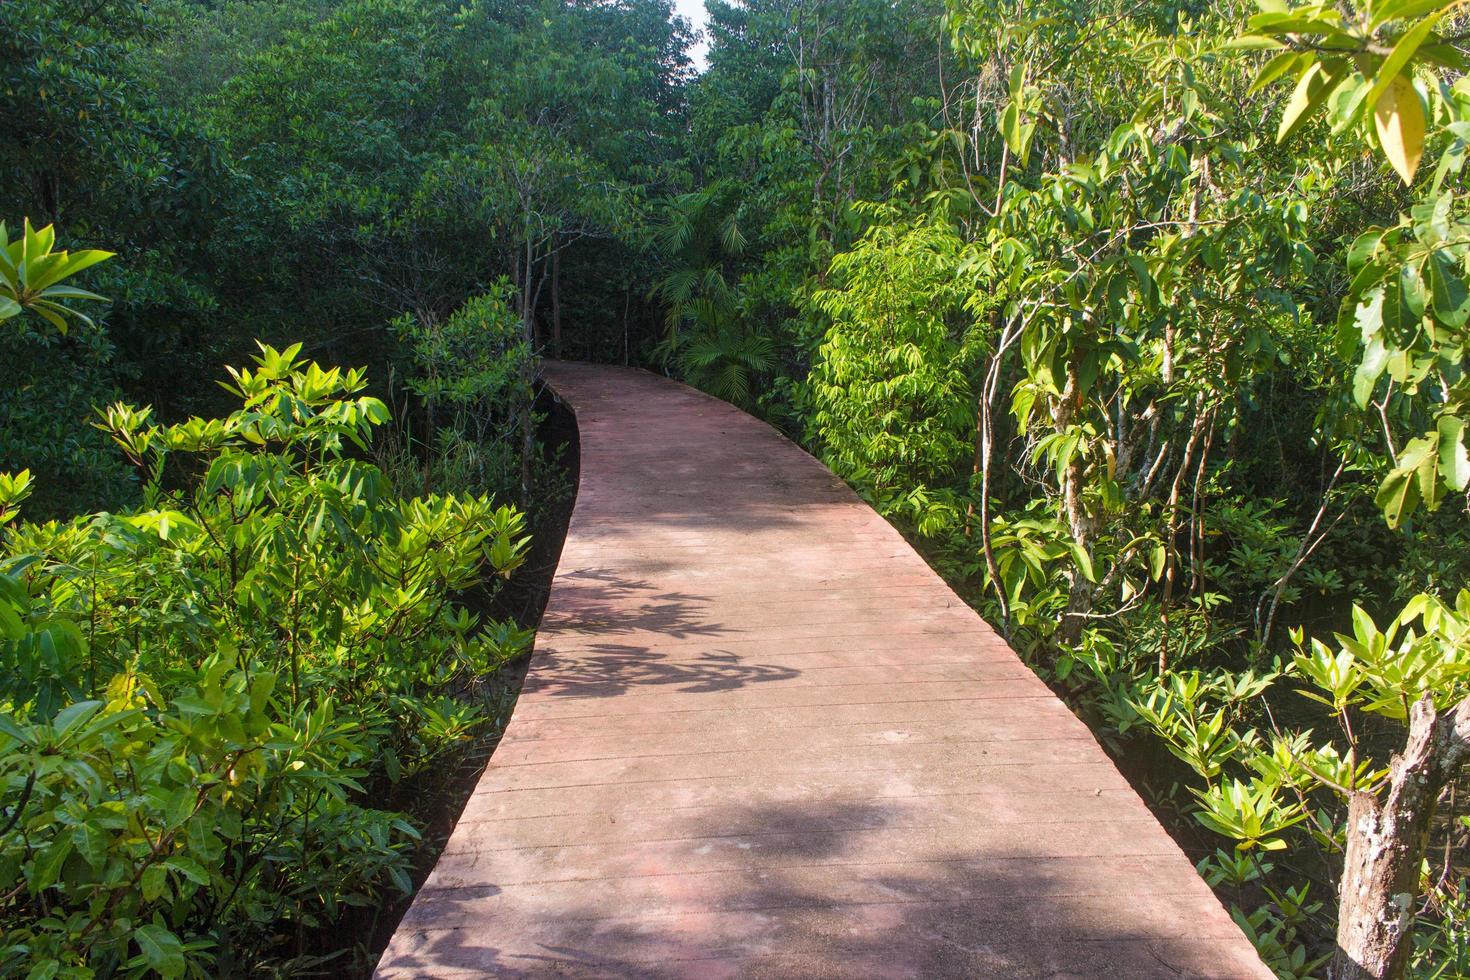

376,363,1270,979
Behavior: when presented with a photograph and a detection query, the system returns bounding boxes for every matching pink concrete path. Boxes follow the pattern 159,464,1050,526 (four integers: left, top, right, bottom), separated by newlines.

375,363,1270,979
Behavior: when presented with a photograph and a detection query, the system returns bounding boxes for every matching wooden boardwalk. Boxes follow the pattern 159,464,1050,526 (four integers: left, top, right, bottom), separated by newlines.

376,363,1270,979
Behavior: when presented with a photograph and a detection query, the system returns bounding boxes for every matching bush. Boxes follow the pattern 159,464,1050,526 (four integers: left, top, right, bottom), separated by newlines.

0,344,531,978
387,283,533,500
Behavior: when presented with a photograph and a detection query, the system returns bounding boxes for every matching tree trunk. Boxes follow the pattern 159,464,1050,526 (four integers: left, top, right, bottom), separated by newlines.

1159,406,1211,673
551,246,562,360
972,313,1020,637
519,237,536,501
1055,357,1093,645
1333,695,1470,980
622,284,631,366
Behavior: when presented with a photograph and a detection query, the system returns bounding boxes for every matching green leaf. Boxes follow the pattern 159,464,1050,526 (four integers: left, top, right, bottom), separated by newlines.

1377,436,1440,526
1438,416,1470,491
1346,230,1386,272
1226,35,1287,51
37,285,108,303
1355,336,1389,407
1400,260,1427,318
1428,249,1470,328
1364,10,1443,112
1070,542,1096,583
1370,0,1453,31
32,839,73,891
1411,193,1453,243
0,599,22,640
1252,51,1306,94
1382,278,1414,341
1376,468,1420,528
27,250,114,292
75,822,110,870
142,863,169,902
134,924,187,978
51,701,104,740
1406,434,1445,510
1278,62,1335,143
165,855,212,886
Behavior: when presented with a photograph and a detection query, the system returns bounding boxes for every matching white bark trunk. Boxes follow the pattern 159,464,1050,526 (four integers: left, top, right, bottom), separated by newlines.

1333,695,1470,980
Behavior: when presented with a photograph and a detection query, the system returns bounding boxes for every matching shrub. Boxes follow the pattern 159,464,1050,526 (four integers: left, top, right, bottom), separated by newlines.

387,284,533,500
0,344,531,977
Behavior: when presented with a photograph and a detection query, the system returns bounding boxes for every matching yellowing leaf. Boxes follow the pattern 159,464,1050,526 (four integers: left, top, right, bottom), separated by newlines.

1374,75,1426,185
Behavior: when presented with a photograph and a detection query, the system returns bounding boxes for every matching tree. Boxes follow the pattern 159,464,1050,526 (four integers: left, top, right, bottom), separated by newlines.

1174,4,1470,973
807,209,971,534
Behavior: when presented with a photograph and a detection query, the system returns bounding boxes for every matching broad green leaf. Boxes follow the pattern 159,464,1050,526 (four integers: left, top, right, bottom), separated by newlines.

1278,62,1333,143
1428,249,1470,328
1400,260,1427,317
134,924,187,978
1226,36,1287,51
1365,10,1443,109
1378,435,1439,526
1411,192,1453,243
1354,335,1389,409
1070,542,1096,583
1346,229,1385,271
51,700,104,740
32,839,73,891
27,250,115,292
1438,416,1470,491
1382,278,1415,341
142,863,169,902
0,601,22,640
1376,466,1421,527
165,855,212,886
1252,51,1305,94
1370,0,1453,31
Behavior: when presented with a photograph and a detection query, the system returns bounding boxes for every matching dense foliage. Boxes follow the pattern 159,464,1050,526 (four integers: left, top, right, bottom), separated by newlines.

6,0,1470,976
1,347,529,976
2,0,691,519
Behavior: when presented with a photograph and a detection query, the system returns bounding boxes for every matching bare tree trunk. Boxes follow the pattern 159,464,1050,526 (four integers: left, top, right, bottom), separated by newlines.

1159,405,1211,673
1256,455,1348,647
1055,357,1094,645
622,285,631,366
551,245,562,360
1333,695,1470,980
519,236,537,501
972,313,1022,636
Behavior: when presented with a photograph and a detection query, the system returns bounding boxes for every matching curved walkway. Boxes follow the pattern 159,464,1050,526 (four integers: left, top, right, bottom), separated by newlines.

376,363,1269,979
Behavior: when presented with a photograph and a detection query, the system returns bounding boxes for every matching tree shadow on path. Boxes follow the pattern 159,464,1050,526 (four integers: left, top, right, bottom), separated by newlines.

522,568,799,700
377,796,1268,979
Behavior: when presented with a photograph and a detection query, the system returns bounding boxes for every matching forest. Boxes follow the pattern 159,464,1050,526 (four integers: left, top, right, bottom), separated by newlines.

3,0,1470,977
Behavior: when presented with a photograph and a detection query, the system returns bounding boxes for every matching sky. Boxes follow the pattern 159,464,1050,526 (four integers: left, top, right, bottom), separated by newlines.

672,0,711,70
